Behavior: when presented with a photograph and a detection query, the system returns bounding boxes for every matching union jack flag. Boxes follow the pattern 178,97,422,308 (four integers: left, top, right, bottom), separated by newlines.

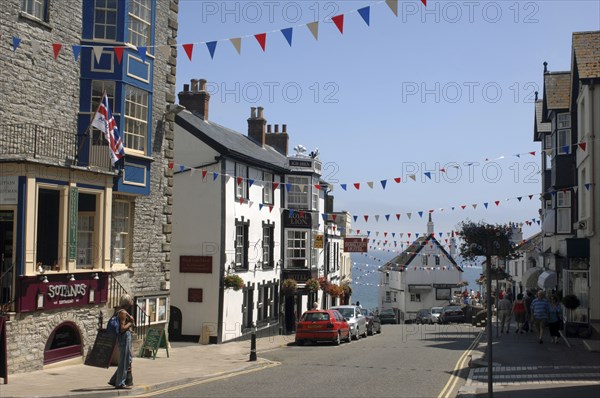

91,92,125,166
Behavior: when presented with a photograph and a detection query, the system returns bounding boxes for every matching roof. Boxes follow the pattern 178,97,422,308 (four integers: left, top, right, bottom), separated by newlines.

384,234,462,271
175,110,289,173
543,72,571,111
572,31,600,80
514,232,542,252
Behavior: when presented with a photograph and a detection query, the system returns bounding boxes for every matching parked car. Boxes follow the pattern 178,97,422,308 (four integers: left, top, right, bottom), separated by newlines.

415,308,433,324
430,306,443,324
331,305,368,340
379,308,398,325
295,309,351,346
439,305,465,324
362,309,382,335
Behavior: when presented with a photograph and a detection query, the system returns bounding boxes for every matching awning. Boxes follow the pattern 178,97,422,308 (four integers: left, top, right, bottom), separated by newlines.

523,267,543,289
538,271,558,289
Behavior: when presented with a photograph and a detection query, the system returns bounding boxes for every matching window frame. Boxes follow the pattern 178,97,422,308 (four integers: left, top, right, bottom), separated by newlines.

75,191,101,270
235,163,249,200
557,128,571,155
262,172,273,204
111,198,133,267
124,85,149,155
21,0,49,22
410,293,421,302
93,0,119,41
262,222,274,269
234,219,249,270
556,191,571,208
556,207,571,234
286,175,310,210
136,295,169,325
127,0,153,48
285,229,308,269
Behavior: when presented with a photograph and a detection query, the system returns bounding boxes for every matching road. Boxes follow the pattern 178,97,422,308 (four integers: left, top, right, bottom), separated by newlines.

143,323,483,398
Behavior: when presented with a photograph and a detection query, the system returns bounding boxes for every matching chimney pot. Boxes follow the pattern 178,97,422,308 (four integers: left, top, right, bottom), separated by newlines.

183,84,190,92
191,79,199,92
535,91,538,101
267,124,272,133
250,107,257,118
199,79,207,91
543,61,548,73
282,124,287,133
274,124,279,133
257,106,264,119
178,79,210,120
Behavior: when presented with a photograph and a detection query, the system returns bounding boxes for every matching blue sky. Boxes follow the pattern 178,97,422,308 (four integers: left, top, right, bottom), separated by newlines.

176,1,600,247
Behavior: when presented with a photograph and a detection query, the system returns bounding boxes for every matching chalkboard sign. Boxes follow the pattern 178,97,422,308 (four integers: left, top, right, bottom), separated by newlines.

138,329,169,360
84,330,116,368
0,316,7,384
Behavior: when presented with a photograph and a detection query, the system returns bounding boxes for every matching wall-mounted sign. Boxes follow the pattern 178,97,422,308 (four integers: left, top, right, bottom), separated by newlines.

314,234,324,248
188,288,203,303
180,256,212,273
68,187,78,261
343,237,368,253
283,210,312,228
282,270,311,283
289,159,313,168
0,176,18,205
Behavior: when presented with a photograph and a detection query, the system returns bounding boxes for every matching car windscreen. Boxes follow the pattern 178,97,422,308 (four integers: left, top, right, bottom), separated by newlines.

302,312,330,321
335,308,354,318
431,308,442,314
380,309,394,315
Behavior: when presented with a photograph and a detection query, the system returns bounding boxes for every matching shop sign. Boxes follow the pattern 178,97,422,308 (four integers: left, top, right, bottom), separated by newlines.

343,237,369,252
180,256,212,273
314,234,324,248
0,176,18,205
283,210,311,228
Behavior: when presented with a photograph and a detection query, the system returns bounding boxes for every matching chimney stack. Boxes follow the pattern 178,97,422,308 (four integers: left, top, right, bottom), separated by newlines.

178,78,210,120
265,122,289,156
247,106,266,146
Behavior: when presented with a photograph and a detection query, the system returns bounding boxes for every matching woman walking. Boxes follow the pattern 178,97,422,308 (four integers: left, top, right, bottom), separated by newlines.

512,293,528,333
109,294,135,389
547,295,563,344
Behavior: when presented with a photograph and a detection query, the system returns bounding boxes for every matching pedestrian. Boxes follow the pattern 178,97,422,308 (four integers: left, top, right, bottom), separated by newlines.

497,295,512,333
512,293,528,333
530,290,550,344
524,290,535,333
547,295,563,344
109,294,135,389
356,301,362,309
312,301,319,310
506,291,513,303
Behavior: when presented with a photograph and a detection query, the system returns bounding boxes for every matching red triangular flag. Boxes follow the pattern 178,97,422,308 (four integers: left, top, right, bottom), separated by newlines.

396,214,401,220
52,43,62,60
269,205,273,213
272,182,279,190
495,200,500,206
332,214,337,221
255,33,266,51
529,151,536,156
183,43,194,61
236,177,243,186
578,142,587,151
114,47,124,64
314,184,321,190
332,14,344,34
354,183,360,190
202,170,207,179
239,197,244,204
364,215,369,222
461,205,466,210
422,0,427,6
168,162,174,170
394,177,401,183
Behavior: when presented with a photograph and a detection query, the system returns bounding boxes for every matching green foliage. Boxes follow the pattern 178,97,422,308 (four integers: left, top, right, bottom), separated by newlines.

282,278,298,294
223,274,245,291
456,220,517,261
305,278,320,292
561,294,581,310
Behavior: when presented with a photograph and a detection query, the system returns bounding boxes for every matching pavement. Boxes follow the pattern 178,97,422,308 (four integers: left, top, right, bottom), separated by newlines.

0,327,598,398
457,326,600,398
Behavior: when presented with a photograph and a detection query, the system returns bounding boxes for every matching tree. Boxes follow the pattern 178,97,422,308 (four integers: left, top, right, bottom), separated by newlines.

457,220,517,398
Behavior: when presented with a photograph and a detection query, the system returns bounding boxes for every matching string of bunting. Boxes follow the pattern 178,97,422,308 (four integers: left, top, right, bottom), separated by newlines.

7,1,425,62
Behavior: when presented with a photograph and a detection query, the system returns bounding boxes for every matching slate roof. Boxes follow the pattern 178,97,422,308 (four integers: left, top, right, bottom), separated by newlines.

175,110,289,173
514,232,542,253
383,234,462,271
534,99,551,141
543,72,571,110
572,31,600,80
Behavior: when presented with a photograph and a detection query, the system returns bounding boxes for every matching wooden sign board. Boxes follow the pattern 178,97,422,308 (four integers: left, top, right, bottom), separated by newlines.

344,237,369,253
314,234,324,248
138,328,169,360
180,256,212,273
188,288,203,303
84,330,117,368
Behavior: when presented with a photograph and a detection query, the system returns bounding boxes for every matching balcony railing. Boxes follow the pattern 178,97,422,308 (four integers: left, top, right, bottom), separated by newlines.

0,123,112,171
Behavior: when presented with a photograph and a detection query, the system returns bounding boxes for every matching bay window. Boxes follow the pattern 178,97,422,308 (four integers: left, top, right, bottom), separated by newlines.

286,230,308,268
128,0,152,48
124,86,149,154
94,0,118,41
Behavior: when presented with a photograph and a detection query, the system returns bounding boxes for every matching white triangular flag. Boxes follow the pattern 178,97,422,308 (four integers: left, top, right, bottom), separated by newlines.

386,0,398,16
230,38,241,54
307,22,319,40
93,46,104,63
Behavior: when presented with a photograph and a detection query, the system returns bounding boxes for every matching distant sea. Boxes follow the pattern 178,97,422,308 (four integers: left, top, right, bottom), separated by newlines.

350,253,483,310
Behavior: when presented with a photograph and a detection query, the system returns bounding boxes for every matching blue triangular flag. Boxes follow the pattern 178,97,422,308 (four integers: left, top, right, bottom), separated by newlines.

72,45,81,60
517,197,522,201
179,165,185,172
585,183,591,191
289,209,295,217
259,203,264,210
322,213,327,221
424,172,432,179
206,41,217,59
439,232,443,237
484,203,488,208
380,180,387,189
281,28,293,46
12,37,21,52
416,233,420,238
358,6,370,26
138,47,147,62
285,183,292,192
341,184,347,191
385,214,390,221
213,172,219,181
418,211,423,218
392,233,396,238
248,179,255,187
353,215,358,222
367,231,371,236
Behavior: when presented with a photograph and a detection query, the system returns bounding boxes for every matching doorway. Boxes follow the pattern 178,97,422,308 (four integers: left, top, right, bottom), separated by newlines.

0,209,15,311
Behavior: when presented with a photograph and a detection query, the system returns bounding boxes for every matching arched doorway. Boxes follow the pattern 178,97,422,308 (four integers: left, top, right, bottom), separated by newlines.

168,306,182,341
44,322,82,365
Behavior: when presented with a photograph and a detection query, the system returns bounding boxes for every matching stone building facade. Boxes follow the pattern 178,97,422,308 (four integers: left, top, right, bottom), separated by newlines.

0,0,177,374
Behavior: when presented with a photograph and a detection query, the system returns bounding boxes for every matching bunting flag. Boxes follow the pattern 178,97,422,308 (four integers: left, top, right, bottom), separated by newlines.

380,180,387,189
182,43,193,60
137,47,147,62
12,36,21,52
230,37,242,54
386,0,399,16
52,43,62,60
255,33,267,51
206,41,217,59
93,46,104,63
358,7,370,26
306,21,319,40
281,28,293,46
578,142,587,151
332,14,344,34
72,45,81,60
114,46,124,64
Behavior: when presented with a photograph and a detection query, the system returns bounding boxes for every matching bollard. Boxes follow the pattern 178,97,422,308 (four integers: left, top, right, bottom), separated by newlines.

249,327,257,361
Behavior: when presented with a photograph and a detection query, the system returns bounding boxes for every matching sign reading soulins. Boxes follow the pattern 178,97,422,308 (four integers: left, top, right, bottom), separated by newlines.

343,237,369,253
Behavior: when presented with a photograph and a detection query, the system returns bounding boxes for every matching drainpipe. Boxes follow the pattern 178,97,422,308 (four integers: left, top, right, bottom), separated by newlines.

589,81,595,237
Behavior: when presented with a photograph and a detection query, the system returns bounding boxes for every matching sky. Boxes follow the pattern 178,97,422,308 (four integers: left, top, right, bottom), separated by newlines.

175,1,600,294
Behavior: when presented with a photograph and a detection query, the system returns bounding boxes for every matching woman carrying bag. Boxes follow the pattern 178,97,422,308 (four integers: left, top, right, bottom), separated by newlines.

547,294,563,344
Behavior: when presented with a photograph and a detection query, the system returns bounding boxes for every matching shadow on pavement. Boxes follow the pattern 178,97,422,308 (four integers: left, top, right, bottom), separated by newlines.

476,384,600,398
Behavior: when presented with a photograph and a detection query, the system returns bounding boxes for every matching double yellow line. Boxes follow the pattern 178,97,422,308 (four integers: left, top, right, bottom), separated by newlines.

437,329,484,398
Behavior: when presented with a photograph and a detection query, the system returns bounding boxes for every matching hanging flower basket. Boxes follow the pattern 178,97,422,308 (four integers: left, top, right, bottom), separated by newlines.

341,284,352,297
561,294,581,310
305,278,320,293
281,278,298,295
327,284,343,298
223,274,245,291
318,276,330,291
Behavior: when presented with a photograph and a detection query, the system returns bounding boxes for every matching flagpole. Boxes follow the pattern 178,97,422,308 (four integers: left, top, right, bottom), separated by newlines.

76,90,106,161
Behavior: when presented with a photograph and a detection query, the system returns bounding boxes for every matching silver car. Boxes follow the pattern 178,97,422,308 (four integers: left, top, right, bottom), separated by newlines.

331,305,368,340
431,306,443,324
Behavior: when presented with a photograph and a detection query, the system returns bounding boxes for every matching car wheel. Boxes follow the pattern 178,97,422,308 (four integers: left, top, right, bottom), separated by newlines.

334,331,341,346
354,329,360,340
362,326,368,338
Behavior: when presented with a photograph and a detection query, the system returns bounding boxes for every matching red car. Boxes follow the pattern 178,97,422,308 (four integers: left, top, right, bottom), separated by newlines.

295,309,352,346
